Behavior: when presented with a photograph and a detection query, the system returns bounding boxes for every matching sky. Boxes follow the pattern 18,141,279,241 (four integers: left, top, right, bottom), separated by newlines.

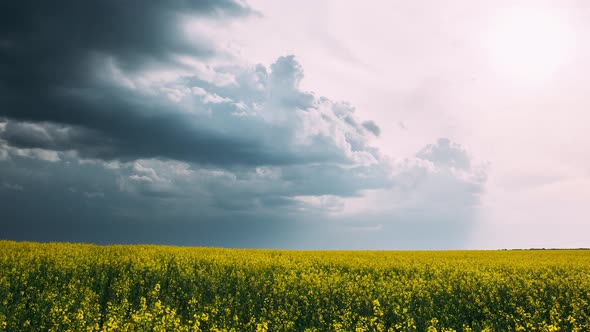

0,0,588,249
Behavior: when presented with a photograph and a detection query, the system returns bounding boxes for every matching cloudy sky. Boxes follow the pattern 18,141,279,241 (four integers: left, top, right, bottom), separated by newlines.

1,0,588,249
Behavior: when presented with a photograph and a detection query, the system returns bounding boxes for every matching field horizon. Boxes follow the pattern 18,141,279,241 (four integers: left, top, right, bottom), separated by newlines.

4,239,590,252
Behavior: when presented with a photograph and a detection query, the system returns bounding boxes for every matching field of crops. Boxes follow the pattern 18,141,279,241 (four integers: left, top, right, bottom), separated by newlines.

1,241,589,331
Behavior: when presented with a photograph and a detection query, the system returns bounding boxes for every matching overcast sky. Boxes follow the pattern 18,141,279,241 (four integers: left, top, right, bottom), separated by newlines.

1,0,588,249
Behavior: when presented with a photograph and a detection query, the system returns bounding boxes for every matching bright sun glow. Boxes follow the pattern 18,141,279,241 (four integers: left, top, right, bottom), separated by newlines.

485,8,576,82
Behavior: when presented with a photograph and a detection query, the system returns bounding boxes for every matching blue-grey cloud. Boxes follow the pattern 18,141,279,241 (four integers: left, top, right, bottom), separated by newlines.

0,0,265,166
362,120,381,136
416,138,472,171
0,0,487,249
0,52,380,167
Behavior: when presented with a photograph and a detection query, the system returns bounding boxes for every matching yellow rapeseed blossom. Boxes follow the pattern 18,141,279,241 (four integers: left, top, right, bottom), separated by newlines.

0,241,589,331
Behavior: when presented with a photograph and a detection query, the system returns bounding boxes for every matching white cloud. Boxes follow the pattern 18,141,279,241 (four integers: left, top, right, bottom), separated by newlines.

133,162,165,182
209,0,590,247
293,195,345,213
13,148,60,162
129,175,154,183
346,224,384,232
191,87,233,104
328,138,487,231
2,182,24,191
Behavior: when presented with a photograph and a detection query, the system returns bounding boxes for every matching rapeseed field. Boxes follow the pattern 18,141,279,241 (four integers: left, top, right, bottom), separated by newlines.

1,241,589,331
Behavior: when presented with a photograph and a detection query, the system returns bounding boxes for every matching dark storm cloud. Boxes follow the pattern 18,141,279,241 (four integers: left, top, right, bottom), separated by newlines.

0,0,275,166
0,121,107,155
0,97,295,166
0,1,487,249
0,3,372,167
0,0,250,111
0,52,380,166
0,154,304,248
0,0,250,84
0,149,478,249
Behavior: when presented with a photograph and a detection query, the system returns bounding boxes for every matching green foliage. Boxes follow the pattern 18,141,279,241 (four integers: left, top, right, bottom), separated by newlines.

0,241,589,331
